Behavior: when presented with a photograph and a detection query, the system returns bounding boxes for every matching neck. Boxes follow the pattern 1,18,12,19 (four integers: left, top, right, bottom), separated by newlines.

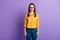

31,11,34,13
29,11,34,15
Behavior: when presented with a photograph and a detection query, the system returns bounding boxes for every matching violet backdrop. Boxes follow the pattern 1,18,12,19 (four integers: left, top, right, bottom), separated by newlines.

0,0,60,40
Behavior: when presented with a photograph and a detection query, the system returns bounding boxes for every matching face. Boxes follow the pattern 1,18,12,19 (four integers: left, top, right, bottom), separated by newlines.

30,5,34,11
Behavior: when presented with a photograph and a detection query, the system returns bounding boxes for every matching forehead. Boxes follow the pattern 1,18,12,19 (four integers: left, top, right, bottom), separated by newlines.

30,5,34,7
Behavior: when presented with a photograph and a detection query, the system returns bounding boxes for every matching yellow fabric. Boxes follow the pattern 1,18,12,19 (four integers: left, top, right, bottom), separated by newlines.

24,13,40,28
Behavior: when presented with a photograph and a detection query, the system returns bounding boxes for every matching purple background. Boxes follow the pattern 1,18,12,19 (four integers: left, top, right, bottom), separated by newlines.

0,0,60,40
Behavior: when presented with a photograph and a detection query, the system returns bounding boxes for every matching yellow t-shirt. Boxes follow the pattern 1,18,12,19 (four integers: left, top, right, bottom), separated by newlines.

24,13,40,28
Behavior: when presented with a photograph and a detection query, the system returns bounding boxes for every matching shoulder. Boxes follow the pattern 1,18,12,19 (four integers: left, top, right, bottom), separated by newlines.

25,13,27,16
36,13,39,16
25,13,28,17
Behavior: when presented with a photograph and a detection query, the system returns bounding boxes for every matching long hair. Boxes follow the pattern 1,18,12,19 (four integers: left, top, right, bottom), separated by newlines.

27,3,36,17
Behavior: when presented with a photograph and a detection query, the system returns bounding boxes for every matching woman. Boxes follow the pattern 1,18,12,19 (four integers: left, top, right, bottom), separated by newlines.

24,3,40,40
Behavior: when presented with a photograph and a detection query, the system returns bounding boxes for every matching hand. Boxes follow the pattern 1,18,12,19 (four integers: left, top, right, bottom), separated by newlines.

24,32,27,37
37,31,39,36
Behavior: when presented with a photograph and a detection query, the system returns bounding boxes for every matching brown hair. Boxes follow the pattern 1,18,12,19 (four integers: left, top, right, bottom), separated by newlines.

27,3,36,17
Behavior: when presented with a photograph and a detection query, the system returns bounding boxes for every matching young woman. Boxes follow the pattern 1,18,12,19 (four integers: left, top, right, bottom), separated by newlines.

24,3,40,40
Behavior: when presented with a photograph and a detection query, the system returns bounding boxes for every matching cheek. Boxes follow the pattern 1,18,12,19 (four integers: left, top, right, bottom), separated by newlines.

33,8,34,10
30,8,31,10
